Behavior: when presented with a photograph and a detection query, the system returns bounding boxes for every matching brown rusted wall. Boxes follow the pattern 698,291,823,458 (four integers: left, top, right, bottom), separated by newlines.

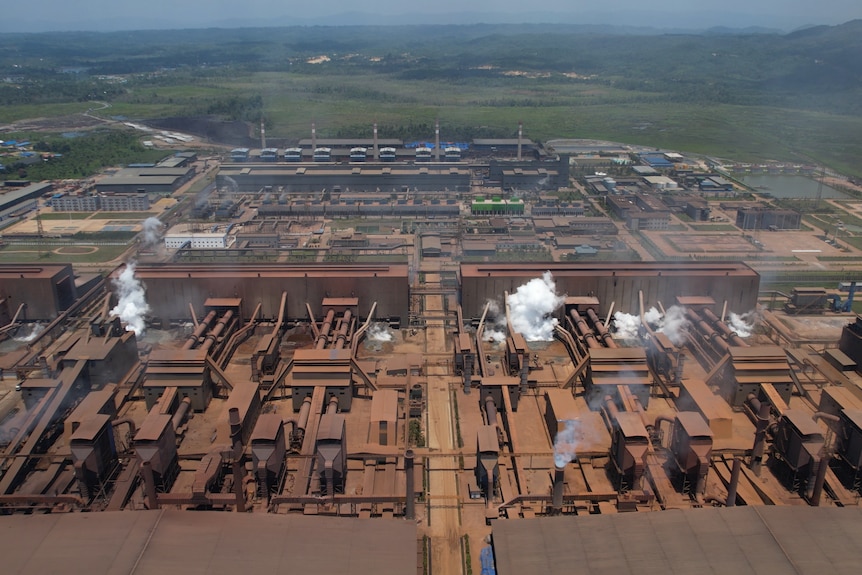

460,262,760,318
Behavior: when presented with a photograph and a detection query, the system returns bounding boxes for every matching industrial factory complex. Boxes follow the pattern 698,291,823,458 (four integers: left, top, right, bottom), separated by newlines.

3,126,862,574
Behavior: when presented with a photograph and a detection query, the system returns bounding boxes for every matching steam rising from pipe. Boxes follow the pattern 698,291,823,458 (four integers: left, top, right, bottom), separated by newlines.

727,311,755,338
110,263,150,336
613,305,690,345
553,419,579,468
482,300,507,344
506,271,565,342
367,323,394,343
13,323,44,343
141,217,164,247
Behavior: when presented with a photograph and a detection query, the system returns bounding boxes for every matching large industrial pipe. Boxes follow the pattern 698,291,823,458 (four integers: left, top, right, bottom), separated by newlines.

171,397,192,431
587,309,617,348
326,396,339,415
141,461,159,510
111,416,137,439
484,396,498,428
334,310,353,349
687,309,731,355
183,310,217,350
702,308,749,347
200,310,234,353
297,397,312,434
726,457,742,507
315,309,336,350
405,449,415,520
551,466,565,514
570,310,600,349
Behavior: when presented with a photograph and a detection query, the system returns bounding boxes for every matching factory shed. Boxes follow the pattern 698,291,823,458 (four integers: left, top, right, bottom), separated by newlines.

0,510,416,575
493,506,862,575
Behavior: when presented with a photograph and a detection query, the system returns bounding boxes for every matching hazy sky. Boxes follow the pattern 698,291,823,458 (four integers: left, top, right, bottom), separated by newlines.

2,0,861,32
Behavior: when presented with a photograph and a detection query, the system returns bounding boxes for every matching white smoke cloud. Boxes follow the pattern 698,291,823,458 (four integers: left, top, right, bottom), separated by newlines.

554,419,579,467
727,311,756,338
13,322,44,343
109,263,150,336
506,272,565,342
659,306,690,346
612,305,689,345
141,217,164,247
367,323,394,343
482,300,507,344
612,311,642,340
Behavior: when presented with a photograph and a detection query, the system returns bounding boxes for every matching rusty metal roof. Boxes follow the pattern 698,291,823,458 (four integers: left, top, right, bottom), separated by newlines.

782,409,824,438
370,389,399,424
493,507,862,575
134,413,172,442
69,414,110,442
250,414,284,443
675,411,713,438
0,510,416,574
128,263,409,279
477,424,499,454
615,412,648,440
461,262,757,278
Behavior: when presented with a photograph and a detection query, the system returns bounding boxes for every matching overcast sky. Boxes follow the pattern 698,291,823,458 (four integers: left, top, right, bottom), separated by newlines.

2,0,861,33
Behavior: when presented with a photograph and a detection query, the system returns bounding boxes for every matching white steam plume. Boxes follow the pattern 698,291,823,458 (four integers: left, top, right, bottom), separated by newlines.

367,323,394,343
554,419,579,467
13,323,44,343
613,305,689,345
110,263,150,336
482,300,507,344
727,311,755,338
612,311,642,340
506,271,565,342
141,217,164,247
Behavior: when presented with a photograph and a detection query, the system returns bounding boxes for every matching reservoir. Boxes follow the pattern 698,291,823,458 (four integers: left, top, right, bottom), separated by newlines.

742,175,851,199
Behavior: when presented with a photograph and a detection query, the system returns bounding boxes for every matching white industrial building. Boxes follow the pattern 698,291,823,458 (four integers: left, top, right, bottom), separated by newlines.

164,232,233,249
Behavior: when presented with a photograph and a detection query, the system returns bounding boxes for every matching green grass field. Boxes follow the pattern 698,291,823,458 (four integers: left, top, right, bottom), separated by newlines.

0,243,130,264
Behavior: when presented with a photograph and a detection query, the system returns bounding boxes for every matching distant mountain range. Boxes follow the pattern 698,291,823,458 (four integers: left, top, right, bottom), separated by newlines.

1,10,855,35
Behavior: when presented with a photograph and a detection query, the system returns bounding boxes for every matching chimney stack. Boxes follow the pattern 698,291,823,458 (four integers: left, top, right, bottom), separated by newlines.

260,120,266,150
517,121,523,161
435,119,440,162
311,122,317,152
373,123,379,161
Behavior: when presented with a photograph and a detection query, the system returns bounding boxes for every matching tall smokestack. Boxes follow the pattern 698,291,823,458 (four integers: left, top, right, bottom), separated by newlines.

405,449,415,520
517,121,523,161
373,123,379,161
312,122,317,152
551,465,565,513
435,119,440,162
260,120,266,150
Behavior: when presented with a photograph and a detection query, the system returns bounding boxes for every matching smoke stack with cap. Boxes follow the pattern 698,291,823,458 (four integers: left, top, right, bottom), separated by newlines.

260,119,266,150
435,119,440,162
311,122,316,152
373,123,379,161
518,121,523,161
